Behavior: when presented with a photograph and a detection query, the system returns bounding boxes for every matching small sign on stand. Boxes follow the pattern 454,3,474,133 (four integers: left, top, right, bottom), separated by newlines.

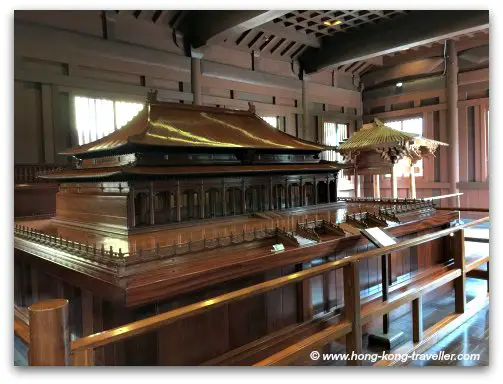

360,227,405,350
271,243,285,253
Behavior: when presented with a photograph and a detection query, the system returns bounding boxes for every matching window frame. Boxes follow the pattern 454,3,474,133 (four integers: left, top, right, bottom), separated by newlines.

73,94,144,146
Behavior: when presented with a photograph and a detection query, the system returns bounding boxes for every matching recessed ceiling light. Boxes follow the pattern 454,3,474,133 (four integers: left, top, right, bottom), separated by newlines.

323,20,342,27
396,82,403,87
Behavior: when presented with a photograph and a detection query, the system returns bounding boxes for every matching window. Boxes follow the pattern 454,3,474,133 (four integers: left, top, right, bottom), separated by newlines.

385,117,424,177
261,116,278,128
74,96,144,145
321,122,348,162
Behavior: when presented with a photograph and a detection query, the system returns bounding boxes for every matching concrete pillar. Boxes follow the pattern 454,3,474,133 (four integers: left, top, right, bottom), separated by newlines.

191,52,203,106
373,174,380,199
446,40,460,199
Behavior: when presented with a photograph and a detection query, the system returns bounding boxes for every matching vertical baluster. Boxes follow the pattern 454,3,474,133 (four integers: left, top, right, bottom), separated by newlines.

343,261,362,365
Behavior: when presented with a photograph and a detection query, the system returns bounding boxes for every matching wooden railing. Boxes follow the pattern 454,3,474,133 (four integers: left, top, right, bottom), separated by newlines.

14,224,284,269
16,217,489,366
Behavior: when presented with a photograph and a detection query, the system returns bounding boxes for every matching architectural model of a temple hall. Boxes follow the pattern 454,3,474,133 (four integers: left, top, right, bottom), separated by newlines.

14,96,455,366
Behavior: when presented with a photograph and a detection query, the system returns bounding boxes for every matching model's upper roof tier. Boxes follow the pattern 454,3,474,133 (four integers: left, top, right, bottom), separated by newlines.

61,101,332,158
338,118,447,163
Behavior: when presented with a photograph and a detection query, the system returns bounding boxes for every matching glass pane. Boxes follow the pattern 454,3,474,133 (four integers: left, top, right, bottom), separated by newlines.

114,101,144,129
74,96,143,145
261,116,278,128
402,117,423,136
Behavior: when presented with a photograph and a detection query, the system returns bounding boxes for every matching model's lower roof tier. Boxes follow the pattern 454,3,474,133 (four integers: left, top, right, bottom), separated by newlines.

39,162,350,182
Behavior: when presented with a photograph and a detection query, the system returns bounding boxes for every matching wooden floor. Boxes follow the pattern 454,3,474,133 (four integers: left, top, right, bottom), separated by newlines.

407,305,489,366
313,277,489,367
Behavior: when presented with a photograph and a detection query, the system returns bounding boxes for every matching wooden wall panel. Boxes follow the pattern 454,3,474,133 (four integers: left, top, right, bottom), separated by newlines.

14,81,44,164
363,69,489,206
55,193,129,227
14,17,362,172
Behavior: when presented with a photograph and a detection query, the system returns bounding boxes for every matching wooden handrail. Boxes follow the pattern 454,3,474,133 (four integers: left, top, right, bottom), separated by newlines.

349,217,488,263
435,207,489,212
14,305,30,345
71,257,351,352
254,268,462,366
14,317,30,345
70,216,488,354
423,192,463,201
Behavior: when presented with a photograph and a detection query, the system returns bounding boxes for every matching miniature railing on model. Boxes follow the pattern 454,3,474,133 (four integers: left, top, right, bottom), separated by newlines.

14,225,283,269
14,196,439,268
14,215,489,366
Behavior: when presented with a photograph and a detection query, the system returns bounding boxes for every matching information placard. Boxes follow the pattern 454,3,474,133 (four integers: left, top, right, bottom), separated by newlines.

360,227,397,248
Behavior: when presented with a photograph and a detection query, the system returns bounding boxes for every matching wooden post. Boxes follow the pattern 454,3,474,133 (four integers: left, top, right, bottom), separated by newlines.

149,182,155,225
409,162,417,199
241,180,246,213
222,181,226,216
191,54,203,105
314,177,318,205
373,174,380,199
231,188,236,215
284,178,288,209
176,181,181,222
29,299,70,366
381,254,390,334
453,229,466,314
129,185,136,228
412,296,423,342
300,178,304,207
326,175,330,202
269,178,273,210
200,181,205,219
446,39,460,201
72,349,94,366
353,168,360,198
301,72,309,140
391,164,398,199
334,172,338,202
343,261,362,365
296,263,313,322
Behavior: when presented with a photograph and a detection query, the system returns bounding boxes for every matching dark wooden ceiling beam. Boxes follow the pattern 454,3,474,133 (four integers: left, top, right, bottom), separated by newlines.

299,10,489,73
361,58,445,87
176,10,290,49
382,32,489,67
459,45,489,64
259,21,320,48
